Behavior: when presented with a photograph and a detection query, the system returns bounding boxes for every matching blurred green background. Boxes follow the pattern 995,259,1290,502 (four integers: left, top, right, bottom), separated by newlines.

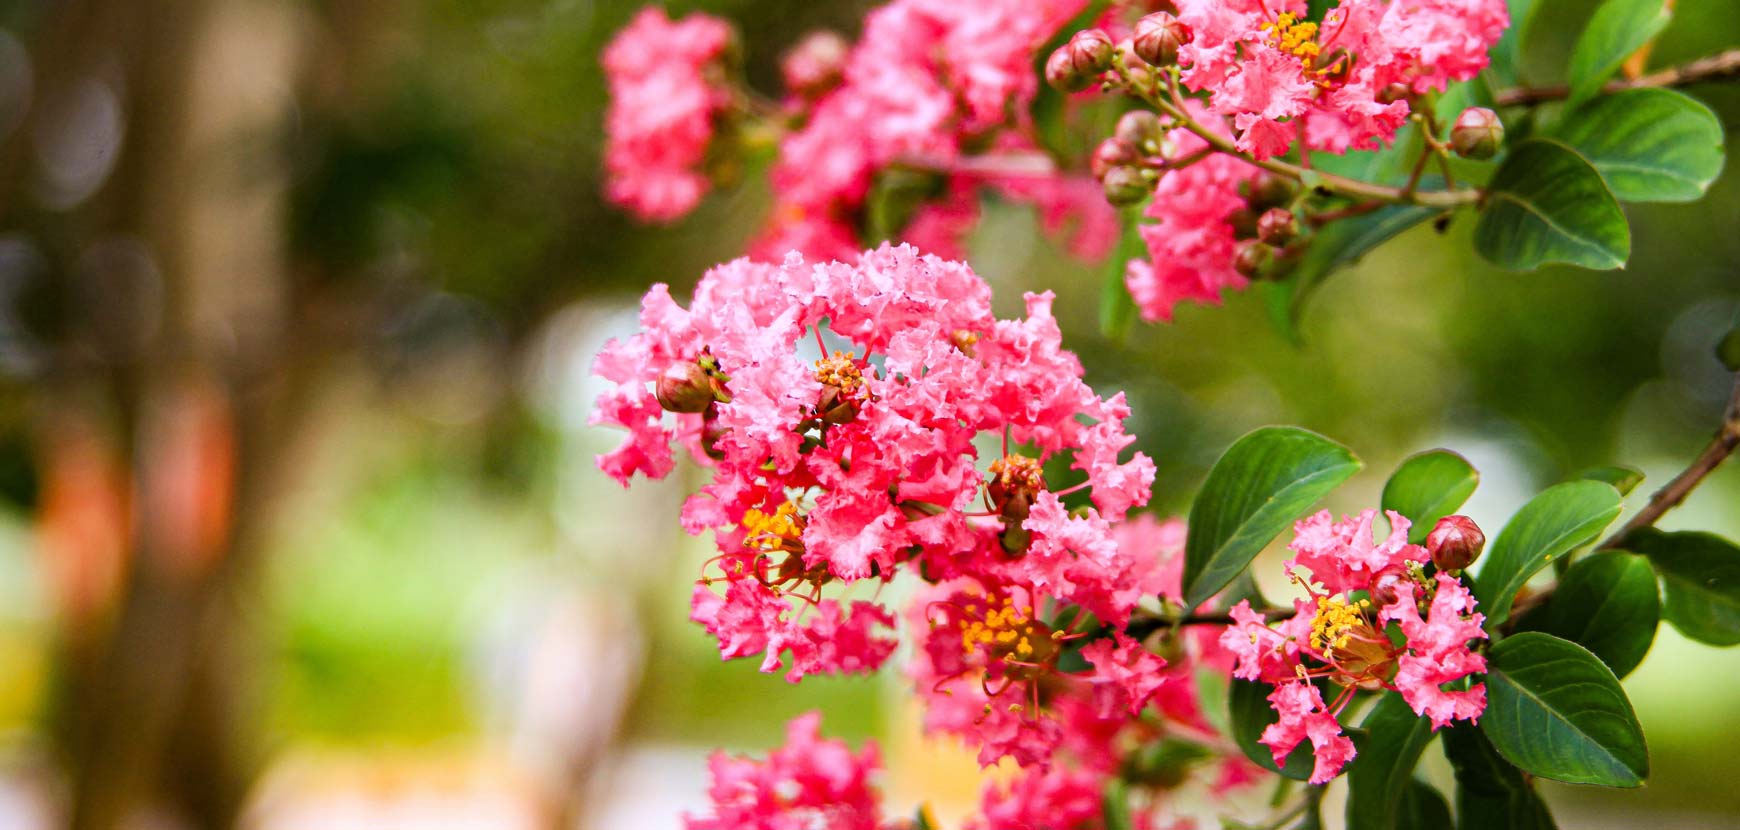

0,0,1735,827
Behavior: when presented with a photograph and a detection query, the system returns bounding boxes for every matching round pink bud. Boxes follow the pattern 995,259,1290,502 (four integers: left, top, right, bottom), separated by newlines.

656,359,717,413
1450,107,1503,160
1091,137,1140,181
1046,29,1114,92
1102,165,1151,206
1132,12,1192,67
1233,240,1273,279
1244,172,1297,210
781,31,849,99
1114,110,1164,153
1427,515,1486,571
1256,207,1298,246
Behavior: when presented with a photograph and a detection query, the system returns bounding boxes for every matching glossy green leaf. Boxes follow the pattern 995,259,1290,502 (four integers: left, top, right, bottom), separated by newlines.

1566,0,1671,106
1399,779,1453,830
1381,450,1479,543
1443,724,1558,830
1554,88,1725,203
1625,528,1740,645
1099,207,1145,340
1482,632,1648,787
1578,464,1645,496
1228,678,1314,780
1514,551,1660,677
1184,427,1362,608
1487,0,1538,88
1345,693,1437,830
1474,139,1630,271
1476,480,1623,629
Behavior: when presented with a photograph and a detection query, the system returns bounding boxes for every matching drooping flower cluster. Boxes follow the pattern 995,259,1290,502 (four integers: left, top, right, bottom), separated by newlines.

1173,0,1510,158
592,244,1156,686
685,712,883,830
1220,510,1488,783
600,8,737,222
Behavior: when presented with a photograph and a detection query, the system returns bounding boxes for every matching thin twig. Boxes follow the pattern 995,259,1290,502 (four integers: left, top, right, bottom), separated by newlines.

1493,48,1740,107
1597,374,1740,549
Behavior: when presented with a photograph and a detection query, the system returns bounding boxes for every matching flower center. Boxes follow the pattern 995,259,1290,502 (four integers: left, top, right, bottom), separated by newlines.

1309,595,1369,652
958,595,1059,678
742,502,804,554
1263,12,1322,69
814,351,864,396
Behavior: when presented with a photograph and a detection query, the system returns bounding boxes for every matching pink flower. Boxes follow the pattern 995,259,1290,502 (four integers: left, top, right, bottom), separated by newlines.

1125,110,1254,322
1380,572,1488,728
601,8,735,222
685,712,883,830
970,766,1107,830
1260,681,1358,784
1287,509,1427,595
1080,633,1169,717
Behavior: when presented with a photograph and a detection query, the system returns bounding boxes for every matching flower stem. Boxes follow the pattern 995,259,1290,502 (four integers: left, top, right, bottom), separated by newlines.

1493,48,1740,107
1597,373,1740,549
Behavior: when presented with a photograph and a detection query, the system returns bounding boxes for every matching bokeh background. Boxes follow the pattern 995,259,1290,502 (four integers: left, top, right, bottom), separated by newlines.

0,0,1735,827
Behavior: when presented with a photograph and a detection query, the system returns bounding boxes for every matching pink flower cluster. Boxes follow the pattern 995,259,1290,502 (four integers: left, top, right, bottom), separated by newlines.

685,712,882,830
601,8,735,222
1174,0,1509,159
592,244,1156,684
1220,510,1488,783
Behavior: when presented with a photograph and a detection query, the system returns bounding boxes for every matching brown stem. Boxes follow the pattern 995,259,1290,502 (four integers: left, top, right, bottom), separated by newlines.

1494,48,1740,107
1308,199,1387,227
1597,374,1740,549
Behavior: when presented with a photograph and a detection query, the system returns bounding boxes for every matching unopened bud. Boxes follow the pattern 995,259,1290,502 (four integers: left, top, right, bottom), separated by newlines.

1450,107,1503,160
1233,240,1273,279
781,31,849,99
1370,566,1410,607
1046,29,1114,92
1102,165,1152,206
1132,12,1192,67
1427,515,1486,570
1244,172,1297,209
1114,110,1165,153
1257,207,1298,246
657,359,718,413
1091,138,1140,181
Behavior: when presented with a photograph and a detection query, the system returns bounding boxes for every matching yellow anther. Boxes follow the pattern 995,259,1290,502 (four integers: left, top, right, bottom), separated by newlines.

741,501,804,553
1309,595,1366,652
814,351,864,395
1263,11,1328,73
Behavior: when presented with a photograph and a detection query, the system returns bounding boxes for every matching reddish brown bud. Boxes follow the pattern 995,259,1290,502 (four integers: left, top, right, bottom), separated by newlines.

1256,207,1299,246
1428,515,1486,571
1091,137,1140,181
1233,240,1273,279
1114,110,1165,153
1102,165,1152,206
1244,172,1298,209
1046,29,1114,92
1132,12,1192,67
657,359,719,413
1370,566,1410,607
1450,107,1503,160
781,30,849,99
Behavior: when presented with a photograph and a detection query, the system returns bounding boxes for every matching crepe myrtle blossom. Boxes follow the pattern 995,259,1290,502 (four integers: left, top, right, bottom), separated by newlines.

600,7,737,222
684,711,883,830
1220,510,1489,783
592,245,1156,682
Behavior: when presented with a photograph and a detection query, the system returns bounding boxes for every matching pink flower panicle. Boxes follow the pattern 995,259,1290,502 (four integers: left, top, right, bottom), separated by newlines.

684,712,883,830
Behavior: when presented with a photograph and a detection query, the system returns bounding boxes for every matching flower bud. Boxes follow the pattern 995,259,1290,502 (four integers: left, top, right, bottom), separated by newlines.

1256,207,1298,246
657,359,718,413
1114,110,1165,153
781,30,849,99
1102,165,1152,206
1370,566,1410,607
1132,12,1192,67
1427,515,1486,571
1046,29,1114,92
1233,240,1273,279
1450,107,1503,160
1244,172,1297,209
1091,137,1140,181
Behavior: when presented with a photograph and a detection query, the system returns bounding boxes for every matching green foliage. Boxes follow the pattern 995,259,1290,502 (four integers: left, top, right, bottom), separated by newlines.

1228,678,1314,780
1345,693,1438,830
1398,779,1454,829
1443,725,1559,830
1475,480,1623,628
1482,632,1649,787
1625,528,1740,645
1380,450,1479,543
1099,207,1145,339
1102,778,1133,830
1553,89,1726,203
1474,139,1630,271
1487,0,1539,87
1514,551,1660,677
1566,0,1672,105
1183,427,1362,608
1578,465,1645,496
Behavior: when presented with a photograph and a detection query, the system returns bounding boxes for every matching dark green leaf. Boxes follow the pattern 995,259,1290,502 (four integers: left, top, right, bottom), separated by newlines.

1184,427,1362,608
1514,551,1660,677
1625,528,1740,645
1229,678,1314,781
1345,693,1436,830
1381,450,1480,543
1398,779,1453,830
1719,326,1740,371
1566,0,1672,106
1482,632,1649,787
1487,0,1539,88
1476,480,1623,628
1102,778,1133,830
1578,465,1645,496
1474,139,1630,271
1443,724,1558,830
1100,207,1145,339
1553,88,1725,203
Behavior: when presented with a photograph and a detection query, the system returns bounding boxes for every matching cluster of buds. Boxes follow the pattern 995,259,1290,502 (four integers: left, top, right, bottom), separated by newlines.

1228,174,1300,279
1045,29,1114,93
1131,12,1191,68
1094,111,1166,206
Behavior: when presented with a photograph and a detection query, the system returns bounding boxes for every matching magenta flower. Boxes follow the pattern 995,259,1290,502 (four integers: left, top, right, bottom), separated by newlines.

685,712,883,830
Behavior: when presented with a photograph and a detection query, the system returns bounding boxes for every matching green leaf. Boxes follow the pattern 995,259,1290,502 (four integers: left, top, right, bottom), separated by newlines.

1482,632,1649,787
1228,678,1314,780
1260,277,1306,348
1399,779,1454,830
1184,427,1362,608
1476,480,1623,629
1566,0,1672,106
1487,0,1539,88
1474,139,1630,271
1443,724,1559,830
1381,450,1480,543
1514,552,1660,677
1099,207,1145,339
1553,88,1725,203
1102,778,1133,830
1625,528,1740,645
1345,693,1437,830
1578,465,1645,496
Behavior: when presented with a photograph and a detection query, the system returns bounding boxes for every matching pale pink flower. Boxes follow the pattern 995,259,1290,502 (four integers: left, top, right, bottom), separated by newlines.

1260,682,1357,784
1380,572,1488,728
685,712,883,830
